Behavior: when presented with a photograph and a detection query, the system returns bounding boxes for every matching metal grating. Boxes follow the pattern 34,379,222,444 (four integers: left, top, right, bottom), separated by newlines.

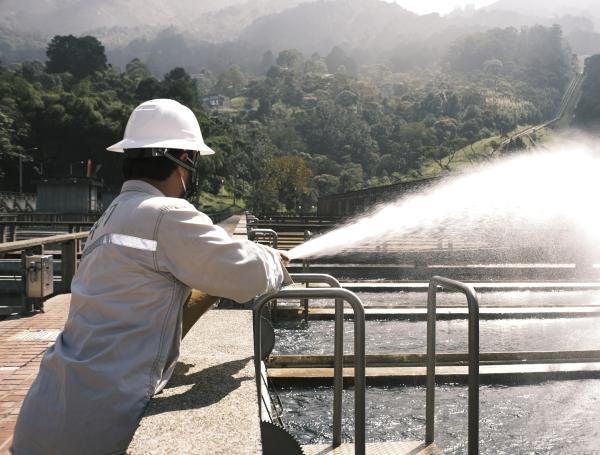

302,441,442,455
10,330,60,341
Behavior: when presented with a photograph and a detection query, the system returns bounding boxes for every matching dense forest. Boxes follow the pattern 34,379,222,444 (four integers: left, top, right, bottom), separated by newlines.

0,24,578,213
574,55,600,127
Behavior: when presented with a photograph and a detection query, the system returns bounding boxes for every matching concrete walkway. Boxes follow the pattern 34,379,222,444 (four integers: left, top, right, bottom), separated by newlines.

0,294,70,453
128,310,260,454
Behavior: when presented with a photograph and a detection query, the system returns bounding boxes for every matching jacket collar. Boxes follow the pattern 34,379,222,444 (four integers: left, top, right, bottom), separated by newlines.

120,180,165,197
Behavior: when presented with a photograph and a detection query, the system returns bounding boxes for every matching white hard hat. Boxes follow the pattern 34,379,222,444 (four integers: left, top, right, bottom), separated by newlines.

107,99,215,155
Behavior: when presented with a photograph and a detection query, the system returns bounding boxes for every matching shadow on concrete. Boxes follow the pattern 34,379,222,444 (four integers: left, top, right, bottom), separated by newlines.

144,357,253,416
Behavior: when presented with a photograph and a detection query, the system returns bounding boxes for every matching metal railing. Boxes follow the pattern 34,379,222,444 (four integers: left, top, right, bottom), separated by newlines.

254,284,366,454
0,221,94,243
302,230,312,273
0,232,90,313
289,274,345,438
248,228,279,248
426,276,480,454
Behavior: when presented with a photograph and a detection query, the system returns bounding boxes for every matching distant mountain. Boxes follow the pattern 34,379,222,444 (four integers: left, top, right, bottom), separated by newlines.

484,0,600,28
240,0,442,54
0,0,312,41
482,0,600,56
180,0,309,43
0,0,315,66
0,0,287,38
237,0,595,57
3,0,600,74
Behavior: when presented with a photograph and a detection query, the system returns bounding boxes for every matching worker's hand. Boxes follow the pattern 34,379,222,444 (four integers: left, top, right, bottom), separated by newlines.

278,250,290,267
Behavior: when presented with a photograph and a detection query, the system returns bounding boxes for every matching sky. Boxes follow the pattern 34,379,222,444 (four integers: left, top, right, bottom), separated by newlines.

389,0,497,15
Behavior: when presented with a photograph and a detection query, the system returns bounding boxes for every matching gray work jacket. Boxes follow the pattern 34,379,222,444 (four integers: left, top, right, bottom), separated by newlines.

11,180,284,455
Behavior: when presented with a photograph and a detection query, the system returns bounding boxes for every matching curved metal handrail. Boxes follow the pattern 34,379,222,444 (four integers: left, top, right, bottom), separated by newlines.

254,287,366,455
248,228,278,248
289,273,340,288
426,276,480,454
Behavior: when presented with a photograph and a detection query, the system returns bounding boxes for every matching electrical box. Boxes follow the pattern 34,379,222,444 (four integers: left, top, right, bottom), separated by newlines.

25,255,54,298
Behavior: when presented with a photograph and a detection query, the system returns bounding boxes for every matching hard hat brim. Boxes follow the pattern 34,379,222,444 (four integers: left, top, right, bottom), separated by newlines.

107,138,215,155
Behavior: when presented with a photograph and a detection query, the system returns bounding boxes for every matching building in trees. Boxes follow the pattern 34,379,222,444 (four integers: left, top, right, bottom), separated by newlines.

201,94,231,110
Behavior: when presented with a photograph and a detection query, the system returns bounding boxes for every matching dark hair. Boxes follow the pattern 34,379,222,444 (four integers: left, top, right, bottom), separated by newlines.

122,149,186,181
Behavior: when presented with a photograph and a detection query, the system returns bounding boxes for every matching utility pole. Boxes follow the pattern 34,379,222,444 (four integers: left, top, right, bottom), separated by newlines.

19,155,23,194
232,174,237,207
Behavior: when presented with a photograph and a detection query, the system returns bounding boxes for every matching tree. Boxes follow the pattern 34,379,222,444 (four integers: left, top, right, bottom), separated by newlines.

271,155,313,211
495,111,518,135
194,69,215,96
314,174,340,196
574,55,600,126
276,49,304,72
20,61,46,83
125,58,151,81
304,54,328,74
247,180,280,214
462,90,485,108
434,117,458,143
259,51,275,75
325,47,357,75
444,92,461,117
281,75,304,106
335,90,358,108
46,35,108,79
0,110,25,179
339,163,363,192
483,58,503,75
426,138,469,171
135,77,162,102
214,65,246,98
163,67,198,107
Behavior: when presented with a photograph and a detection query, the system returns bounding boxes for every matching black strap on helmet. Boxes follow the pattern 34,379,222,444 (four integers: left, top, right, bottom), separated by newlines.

160,149,197,172
124,147,197,172
164,150,200,205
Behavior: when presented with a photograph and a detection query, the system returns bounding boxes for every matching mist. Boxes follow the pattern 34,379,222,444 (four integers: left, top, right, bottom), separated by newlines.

2,0,600,72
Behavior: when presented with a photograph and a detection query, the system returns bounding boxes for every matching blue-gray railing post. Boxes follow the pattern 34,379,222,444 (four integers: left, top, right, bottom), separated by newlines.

302,230,312,274
254,286,365,455
333,294,344,447
426,276,480,454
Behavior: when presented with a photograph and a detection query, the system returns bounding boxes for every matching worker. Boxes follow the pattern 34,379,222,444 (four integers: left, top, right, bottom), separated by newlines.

11,99,288,454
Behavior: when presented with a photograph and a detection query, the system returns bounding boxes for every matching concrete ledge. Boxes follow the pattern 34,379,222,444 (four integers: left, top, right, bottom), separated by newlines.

341,281,600,292
272,305,600,320
128,310,261,455
269,362,600,385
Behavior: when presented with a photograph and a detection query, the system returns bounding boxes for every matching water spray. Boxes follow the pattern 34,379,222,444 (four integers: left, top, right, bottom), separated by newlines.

288,138,600,263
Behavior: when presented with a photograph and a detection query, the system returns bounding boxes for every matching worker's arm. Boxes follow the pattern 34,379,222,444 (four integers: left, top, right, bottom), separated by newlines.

182,290,220,338
156,202,285,303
